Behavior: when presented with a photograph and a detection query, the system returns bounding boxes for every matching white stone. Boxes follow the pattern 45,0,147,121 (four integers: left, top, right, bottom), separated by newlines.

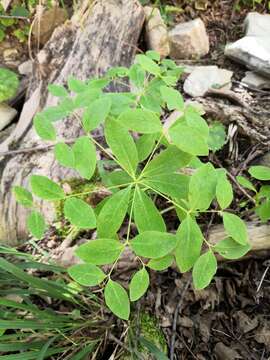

168,18,209,59
245,12,270,37
144,6,170,58
225,13,270,78
242,71,270,89
183,66,233,97
0,103,17,131
18,60,33,76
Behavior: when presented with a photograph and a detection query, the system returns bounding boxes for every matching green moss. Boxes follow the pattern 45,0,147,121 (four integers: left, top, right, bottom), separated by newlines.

121,312,167,359
139,313,167,354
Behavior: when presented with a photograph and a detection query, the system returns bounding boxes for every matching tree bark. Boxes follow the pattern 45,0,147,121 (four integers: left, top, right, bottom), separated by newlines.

0,0,145,245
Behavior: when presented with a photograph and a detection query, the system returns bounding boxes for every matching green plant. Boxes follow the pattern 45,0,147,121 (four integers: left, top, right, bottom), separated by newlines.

0,247,104,359
237,165,270,222
0,1,68,44
14,51,251,320
0,67,19,102
235,0,270,10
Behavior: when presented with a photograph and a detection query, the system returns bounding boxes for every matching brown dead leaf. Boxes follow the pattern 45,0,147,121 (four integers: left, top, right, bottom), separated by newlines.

214,342,242,360
33,6,68,45
235,311,258,334
178,315,193,328
255,325,270,348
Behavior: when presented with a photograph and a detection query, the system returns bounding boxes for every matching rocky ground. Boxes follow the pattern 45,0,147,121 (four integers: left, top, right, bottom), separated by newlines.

1,0,270,359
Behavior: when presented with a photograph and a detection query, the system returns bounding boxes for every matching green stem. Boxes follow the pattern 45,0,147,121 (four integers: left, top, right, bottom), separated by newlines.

91,135,136,181
107,184,137,279
65,182,135,199
141,181,188,214
138,133,164,180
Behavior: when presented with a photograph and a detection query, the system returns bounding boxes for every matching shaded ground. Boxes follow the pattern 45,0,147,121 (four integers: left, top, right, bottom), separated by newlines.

143,258,270,359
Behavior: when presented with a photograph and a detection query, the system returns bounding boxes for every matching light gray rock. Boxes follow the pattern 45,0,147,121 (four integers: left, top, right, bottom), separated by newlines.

245,12,270,37
169,18,209,59
242,71,270,89
144,6,170,58
225,13,270,78
183,66,233,97
0,103,17,131
18,60,33,76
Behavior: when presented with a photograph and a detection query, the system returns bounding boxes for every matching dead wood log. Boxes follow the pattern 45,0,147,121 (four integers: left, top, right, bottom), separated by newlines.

52,221,270,273
209,221,270,254
198,96,270,146
0,0,145,245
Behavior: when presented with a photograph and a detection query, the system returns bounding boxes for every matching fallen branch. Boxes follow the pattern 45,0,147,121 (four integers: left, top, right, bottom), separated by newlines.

209,221,270,253
198,96,270,145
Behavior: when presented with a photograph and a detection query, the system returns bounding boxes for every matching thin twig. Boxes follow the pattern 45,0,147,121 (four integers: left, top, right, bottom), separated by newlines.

257,266,270,293
170,277,191,360
0,15,29,20
0,135,103,157
226,171,256,204
108,334,144,360
214,156,256,204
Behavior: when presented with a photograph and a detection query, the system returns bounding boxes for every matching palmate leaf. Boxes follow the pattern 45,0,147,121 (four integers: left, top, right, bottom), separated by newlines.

256,200,270,222
169,122,209,156
27,211,46,239
142,145,191,177
68,263,106,286
75,239,124,265
134,187,166,233
48,84,68,97
129,267,149,301
82,97,112,132
222,212,248,245
54,142,75,168
129,63,145,89
74,88,101,108
160,86,184,111
248,165,270,180
103,93,135,116
13,186,33,207
68,77,88,93
135,54,161,76
131,231,177,258
189,163,217,211
30,175,65,200
175,215,203,272
216,169,233,209
136,133,157,162
185,106,209,137
192,251,217,290
214,237,251,259
143,173,189,200
64,198,96,229
208,122,226,152
104,280,130,320
236,175,256,193
105,118,138,177
73,136,96,179
117,108,162,134
97,186,131,237
34,114,56,141
147,254,174,271
146,50,160,61
101,169,132,189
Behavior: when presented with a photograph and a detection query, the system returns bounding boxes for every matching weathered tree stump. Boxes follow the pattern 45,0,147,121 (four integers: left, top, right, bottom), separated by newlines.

0,0,145,245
